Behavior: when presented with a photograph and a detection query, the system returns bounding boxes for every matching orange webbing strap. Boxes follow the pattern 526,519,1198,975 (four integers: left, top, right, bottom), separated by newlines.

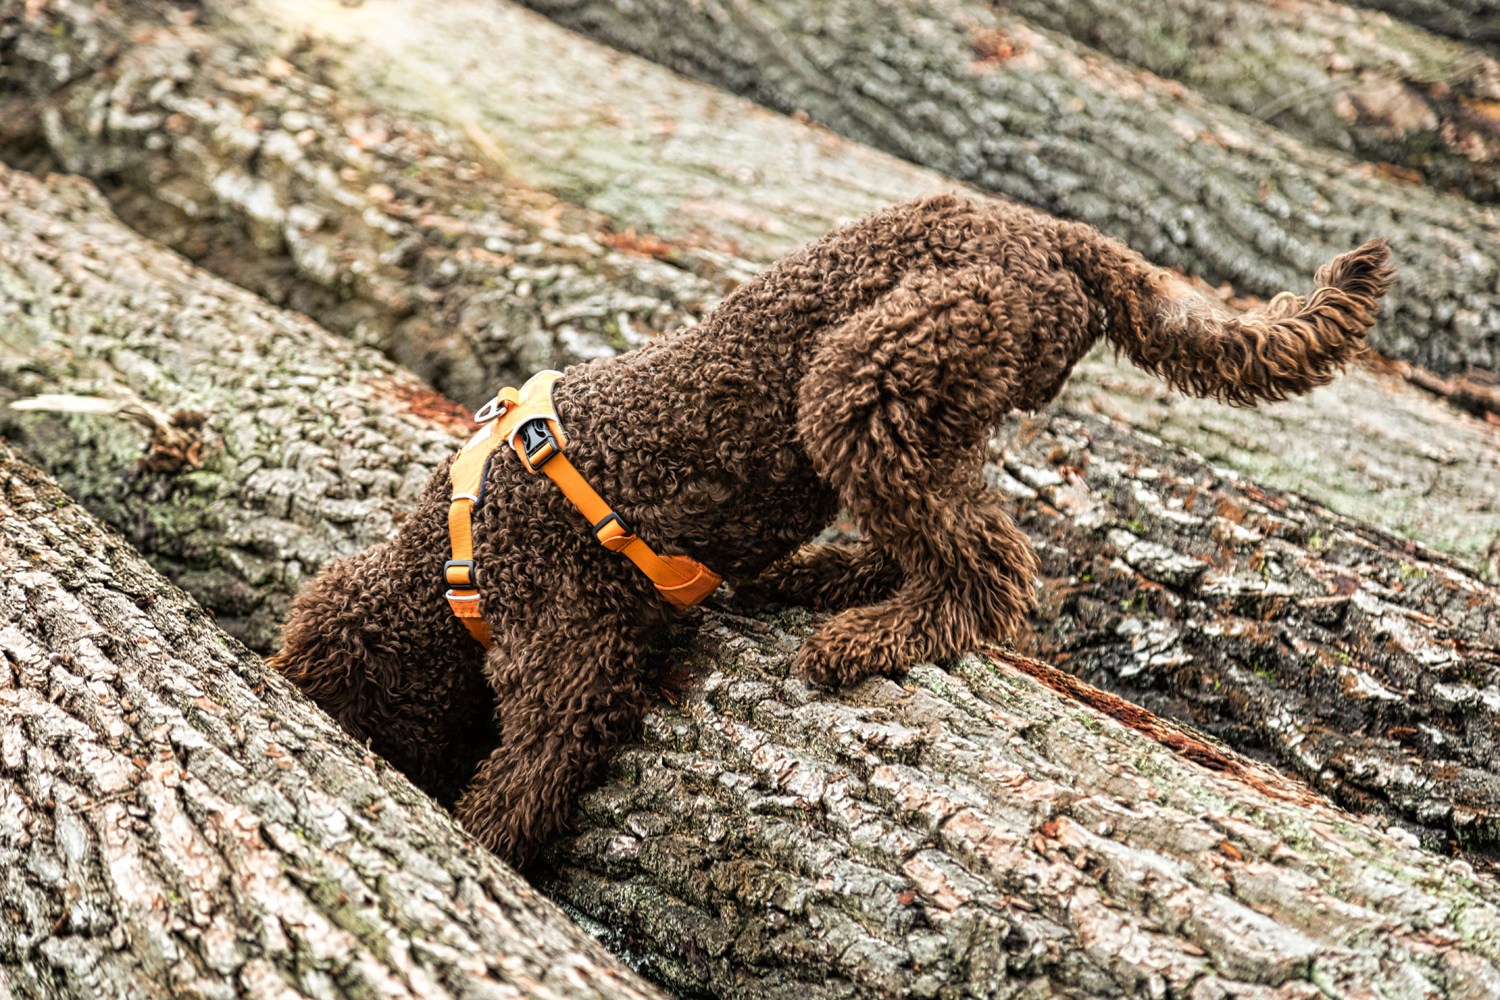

444,389,522,647
532,453,723,609
446,372,722,646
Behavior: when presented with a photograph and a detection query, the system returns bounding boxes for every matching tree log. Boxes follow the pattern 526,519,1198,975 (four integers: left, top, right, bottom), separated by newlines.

990,409,1500,850
0,162,472,652
4,0,1496,576
541,591,1500,999
9,411,1500,1000
1058,348,1500,573
1341,0,1500,48
0,443,668,1000
4,145,1500,846
984,0,1500,203
0,0,744,411
515,0,1500,374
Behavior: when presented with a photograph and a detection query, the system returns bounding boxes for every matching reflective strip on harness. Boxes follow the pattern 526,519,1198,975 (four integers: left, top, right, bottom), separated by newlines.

446,371,722,647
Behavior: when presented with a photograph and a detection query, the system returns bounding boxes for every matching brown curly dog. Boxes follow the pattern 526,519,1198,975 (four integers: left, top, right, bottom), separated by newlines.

272,194,1395,866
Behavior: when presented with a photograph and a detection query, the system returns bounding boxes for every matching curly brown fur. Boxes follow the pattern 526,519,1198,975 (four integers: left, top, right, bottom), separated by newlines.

272,194,1395,867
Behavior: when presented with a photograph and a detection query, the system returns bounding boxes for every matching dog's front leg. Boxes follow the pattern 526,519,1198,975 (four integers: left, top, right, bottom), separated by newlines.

740,539,902,611
453,616,655,868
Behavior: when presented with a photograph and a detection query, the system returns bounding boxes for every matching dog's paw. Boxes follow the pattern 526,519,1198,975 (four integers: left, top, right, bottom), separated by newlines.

794,627,905,688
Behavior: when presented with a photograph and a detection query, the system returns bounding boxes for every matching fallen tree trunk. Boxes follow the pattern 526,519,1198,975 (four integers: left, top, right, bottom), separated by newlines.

1340,0,1500,48
0,0,744,411
1058,346,1500,574
985,0,1500,203
541,604,1500,999
993,409,1500,850
0,443,668,1000
4,92,1500,1000
4,0,1497,576
0,161,474,653
5,153,1500,848
516,0,1500,375
9,437,1500,1000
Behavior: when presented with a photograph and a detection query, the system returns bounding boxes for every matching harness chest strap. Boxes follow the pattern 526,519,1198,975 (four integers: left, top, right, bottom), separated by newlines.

445,371,722,647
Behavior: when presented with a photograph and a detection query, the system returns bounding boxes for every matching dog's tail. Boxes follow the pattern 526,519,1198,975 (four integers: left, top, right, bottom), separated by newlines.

1057,226,1396,405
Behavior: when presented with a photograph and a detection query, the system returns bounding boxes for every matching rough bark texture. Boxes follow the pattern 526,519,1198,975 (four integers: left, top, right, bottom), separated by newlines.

987,410,1500,851
3,0,1496,576
540,606,1500,999
987,0,1500,203
1341,0,1500,48
0,162,471,652
0,443,668,1000
0,0,747,411
516,0,1500,374
1058,348,1500,572
0,0,944,410
533,411,1500,998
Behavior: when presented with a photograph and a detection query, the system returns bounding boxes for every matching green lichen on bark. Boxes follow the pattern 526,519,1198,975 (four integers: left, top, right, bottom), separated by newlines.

0,443,670,1000
0,164,466,651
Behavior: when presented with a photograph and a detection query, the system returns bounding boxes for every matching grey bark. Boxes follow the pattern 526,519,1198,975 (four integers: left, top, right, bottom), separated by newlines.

0,0,742,411
985,0,1500,203
1,27,1500,999
2,131,1499,854
535,409,1500,999
4,0,1497,578
989,409,1500,850
1341,0,1500,48
0,161,470,653
9,408,1500,1000
542,597,1500,999
0,443,669,1000
516,0,1500,374
1057,346,1500,577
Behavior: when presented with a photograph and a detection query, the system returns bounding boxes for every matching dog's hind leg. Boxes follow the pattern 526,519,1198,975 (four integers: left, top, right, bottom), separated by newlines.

792,266,1054,687
453,611,655,868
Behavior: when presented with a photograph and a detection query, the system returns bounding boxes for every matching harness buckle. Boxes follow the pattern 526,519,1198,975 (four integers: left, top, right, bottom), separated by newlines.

516,417,562,470
444,559,478,589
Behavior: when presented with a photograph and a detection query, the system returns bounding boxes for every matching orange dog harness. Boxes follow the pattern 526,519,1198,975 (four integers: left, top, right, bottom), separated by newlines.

444,371,723,646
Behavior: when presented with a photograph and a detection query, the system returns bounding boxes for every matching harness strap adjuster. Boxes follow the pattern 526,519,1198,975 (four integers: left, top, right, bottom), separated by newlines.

444,559,478,589
592,512,634,550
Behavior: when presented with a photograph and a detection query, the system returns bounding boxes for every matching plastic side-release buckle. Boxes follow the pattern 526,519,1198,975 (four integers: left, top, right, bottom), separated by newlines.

515,416,563,471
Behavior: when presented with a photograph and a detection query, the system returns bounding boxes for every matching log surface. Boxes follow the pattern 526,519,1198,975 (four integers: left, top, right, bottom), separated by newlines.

0,443,667,1000
989,0,1500,202
518,0,1500,374
0,162,467,651
0,0,741,410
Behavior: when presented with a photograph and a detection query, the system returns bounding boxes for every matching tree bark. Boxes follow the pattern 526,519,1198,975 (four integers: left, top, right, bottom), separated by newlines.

4,0,1496,576
9,439,1500,1000
0,443,668,1000
0,0,743,411
991,409,1500,851
0,161,473,653
1341,0,1500,48
1057,346,1500,576
541,584,1500,999
4,142,1500,850
984,0,1500,204
3,34,1500,1000
515,0,1500,375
